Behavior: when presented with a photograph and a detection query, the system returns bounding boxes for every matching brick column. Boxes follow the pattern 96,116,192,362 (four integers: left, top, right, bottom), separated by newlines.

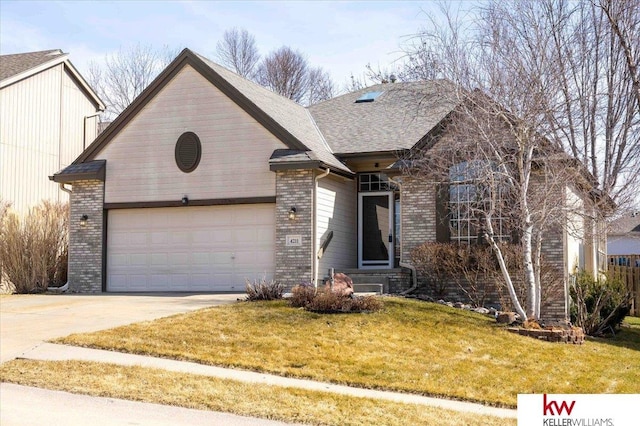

540,222,568,323
68,180,104,293
275,170,314,288
401,177,436,262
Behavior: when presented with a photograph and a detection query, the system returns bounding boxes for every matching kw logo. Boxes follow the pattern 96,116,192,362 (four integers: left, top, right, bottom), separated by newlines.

543,394,576,416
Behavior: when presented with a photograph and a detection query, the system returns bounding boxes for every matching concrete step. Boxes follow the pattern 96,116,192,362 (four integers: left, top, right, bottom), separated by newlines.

352,283,383,294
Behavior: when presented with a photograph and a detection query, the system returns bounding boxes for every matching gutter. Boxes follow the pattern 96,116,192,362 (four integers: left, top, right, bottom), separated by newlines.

313,168,331,290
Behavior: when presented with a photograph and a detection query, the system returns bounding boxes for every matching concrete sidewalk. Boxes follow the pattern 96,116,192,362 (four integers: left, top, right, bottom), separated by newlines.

19,342,517,419
1,382,300,426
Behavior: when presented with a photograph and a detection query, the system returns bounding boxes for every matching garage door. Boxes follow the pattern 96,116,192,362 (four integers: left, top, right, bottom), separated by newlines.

107,204,275,292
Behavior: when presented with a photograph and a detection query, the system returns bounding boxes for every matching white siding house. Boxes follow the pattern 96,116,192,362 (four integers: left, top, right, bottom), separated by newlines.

608,213,640,256
0,49,104,214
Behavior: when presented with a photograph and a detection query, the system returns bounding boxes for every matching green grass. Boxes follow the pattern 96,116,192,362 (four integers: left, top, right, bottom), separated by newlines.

0,360,513,426
624,316,640,328
54,297,640,407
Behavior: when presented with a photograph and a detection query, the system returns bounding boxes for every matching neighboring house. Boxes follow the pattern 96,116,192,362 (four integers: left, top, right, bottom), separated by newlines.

608,213,640,262
0,49,104,214
51,49,605,322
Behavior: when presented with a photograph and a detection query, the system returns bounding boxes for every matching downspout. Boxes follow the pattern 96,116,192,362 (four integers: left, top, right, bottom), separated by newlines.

387,176,418,294
313,168,331,290
58,183,72,194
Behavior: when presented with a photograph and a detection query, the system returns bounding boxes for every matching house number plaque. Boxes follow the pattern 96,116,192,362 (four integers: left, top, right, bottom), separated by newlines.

286,235,302,246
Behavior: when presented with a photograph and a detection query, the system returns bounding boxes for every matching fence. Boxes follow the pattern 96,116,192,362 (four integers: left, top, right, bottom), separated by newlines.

608,255,640,317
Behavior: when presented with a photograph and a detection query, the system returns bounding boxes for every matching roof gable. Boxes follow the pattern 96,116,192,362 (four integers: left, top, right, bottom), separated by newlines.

0,49,63,81
0,49,104,109
77,49,349,174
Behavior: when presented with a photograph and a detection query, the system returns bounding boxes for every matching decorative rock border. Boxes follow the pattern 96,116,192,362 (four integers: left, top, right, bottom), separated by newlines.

506,327,585,344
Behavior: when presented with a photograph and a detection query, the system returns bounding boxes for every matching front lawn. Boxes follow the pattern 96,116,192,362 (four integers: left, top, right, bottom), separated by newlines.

0,359,511,426
54,297,640,407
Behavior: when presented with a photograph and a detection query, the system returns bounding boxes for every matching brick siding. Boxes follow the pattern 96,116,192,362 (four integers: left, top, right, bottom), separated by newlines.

401,177,436,260
68,179,104,293
275,170,314,288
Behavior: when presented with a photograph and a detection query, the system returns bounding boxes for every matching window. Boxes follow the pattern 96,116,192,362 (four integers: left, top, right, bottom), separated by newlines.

175,132,201,173
447,161,510,244
355,91,384,103
359,173,397,192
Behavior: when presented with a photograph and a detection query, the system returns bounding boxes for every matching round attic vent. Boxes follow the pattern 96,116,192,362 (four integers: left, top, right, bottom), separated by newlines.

175,132,201,173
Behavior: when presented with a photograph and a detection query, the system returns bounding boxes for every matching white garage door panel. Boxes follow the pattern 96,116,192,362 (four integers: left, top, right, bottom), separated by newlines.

107,204,275,292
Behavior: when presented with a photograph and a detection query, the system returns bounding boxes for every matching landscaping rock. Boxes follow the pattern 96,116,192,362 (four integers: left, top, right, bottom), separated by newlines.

324,273,354,297
437,299,447,305
473,307,490,315
496,311,517,324
453,302,464,309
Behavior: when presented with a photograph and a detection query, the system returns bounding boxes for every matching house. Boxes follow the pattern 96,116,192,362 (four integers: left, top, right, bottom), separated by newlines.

51,49,605,322
608,213,640,264
0,49,104,214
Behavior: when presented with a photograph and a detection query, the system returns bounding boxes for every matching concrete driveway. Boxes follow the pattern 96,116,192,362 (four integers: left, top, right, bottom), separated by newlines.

0,292,241,363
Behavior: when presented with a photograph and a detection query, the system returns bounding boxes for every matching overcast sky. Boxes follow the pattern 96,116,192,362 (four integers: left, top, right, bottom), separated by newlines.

0,0,458,91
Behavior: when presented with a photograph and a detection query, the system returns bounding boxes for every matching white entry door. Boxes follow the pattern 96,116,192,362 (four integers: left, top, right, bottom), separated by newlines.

358,192,394,268
106,204,275,292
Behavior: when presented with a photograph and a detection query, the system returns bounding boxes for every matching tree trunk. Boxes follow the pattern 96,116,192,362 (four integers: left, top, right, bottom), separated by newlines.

522,218,538,320
484,216,527,320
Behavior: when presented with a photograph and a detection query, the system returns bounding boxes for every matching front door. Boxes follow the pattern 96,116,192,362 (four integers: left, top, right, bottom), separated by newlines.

358,192,394,268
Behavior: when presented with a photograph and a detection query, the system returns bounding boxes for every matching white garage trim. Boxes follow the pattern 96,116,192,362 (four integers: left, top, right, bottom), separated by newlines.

106,204,275,292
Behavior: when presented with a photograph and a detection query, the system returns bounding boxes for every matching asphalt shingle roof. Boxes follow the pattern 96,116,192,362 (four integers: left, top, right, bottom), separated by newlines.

308,80,459,155
197,54,350,174
0,49,64,82
51,160,106,183
608,213,640,235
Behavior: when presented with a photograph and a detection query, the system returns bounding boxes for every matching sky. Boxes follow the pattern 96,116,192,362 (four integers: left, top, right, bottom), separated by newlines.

0,0,452,90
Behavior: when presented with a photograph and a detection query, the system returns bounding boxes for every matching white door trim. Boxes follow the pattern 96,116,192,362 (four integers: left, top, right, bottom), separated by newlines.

358,191,394,269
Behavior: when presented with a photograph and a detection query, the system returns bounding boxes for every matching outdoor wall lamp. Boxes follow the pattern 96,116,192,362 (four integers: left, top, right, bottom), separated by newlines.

80,214,88,227
181,195,189,206
288,206,297,220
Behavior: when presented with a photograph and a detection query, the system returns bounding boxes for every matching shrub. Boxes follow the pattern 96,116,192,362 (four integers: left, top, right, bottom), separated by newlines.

289,283,316,308
411,242,523,307
570,271,630,336
0,201,68,294
291,287,383,313
245,277,284,301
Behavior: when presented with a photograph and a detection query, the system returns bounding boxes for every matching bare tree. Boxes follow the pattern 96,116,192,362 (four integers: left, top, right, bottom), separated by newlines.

215,27,260,79
406,0,639,209
598,0,640,109
88,44,179,120
256,46,310,103
345,63,406,92
306,67,335,105
401,0,630,320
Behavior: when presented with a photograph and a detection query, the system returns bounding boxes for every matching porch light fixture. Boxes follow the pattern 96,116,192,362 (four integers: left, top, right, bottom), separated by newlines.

288,207,297,220
181,196,189,206
80,214,88,227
